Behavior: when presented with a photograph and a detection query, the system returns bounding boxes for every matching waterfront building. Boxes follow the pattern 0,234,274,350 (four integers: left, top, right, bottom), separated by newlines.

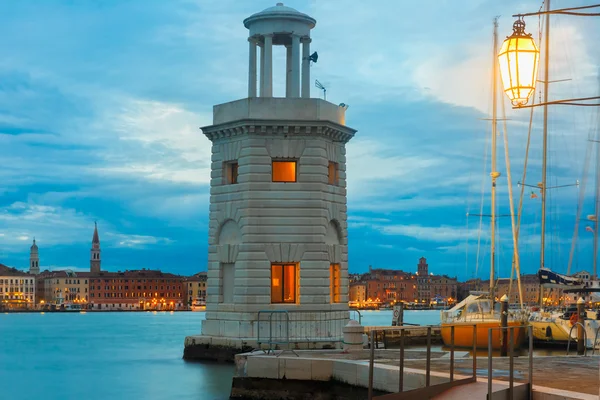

90,222,101,273
349,281,366,304
362,266,417,304
89,269,184,310
185,271,207,308
415,257,457,305
197,3,356,348
457,278,483,301
29,238,40,275
41,270,90,306
0,263,36,309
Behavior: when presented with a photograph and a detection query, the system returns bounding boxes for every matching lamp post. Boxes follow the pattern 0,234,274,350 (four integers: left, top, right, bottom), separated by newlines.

498,2,600,284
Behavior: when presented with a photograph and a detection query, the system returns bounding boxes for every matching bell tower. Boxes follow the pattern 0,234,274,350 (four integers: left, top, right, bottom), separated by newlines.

198,3,357,349
90,222,101,273
29,238,40,275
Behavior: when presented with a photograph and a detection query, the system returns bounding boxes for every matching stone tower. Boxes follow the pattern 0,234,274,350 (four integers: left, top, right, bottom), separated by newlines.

418,257,428,276
29,238,40,275
90,222,101,273
199,3,356,347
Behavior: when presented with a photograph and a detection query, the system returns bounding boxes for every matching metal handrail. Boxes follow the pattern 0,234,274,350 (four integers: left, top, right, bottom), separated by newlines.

367,323,477,400
566,322,588,356
256,310,298,357
350,309,362,325
487,325,533,400
592,326,600,355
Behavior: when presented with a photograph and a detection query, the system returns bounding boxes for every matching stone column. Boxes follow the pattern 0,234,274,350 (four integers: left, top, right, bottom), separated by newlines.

301,37,311,98
262,34,273,97
259,41,265,97
285,45,292,98
291,34,300,97
248,37,257,98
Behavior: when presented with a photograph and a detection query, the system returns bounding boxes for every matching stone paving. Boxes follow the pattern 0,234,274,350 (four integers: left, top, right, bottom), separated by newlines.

259,349,600,396
395,356,600,396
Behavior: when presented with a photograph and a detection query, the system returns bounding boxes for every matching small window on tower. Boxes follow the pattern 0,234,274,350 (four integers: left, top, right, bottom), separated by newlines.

328,161,339,185
224,161,239,184
272,160,297,182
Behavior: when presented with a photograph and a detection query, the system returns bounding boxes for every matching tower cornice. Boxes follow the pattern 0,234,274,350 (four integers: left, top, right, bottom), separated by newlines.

202,120,355,144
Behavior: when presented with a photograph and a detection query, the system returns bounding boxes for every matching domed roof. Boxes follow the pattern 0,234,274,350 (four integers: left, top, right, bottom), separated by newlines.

30,238,38,250
244,3,316,28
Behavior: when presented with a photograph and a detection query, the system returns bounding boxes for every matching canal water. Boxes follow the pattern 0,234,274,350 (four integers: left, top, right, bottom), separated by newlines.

0,310,439,399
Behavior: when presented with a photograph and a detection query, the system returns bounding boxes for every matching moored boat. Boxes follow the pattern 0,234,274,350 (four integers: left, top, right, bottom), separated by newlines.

441,294,527,349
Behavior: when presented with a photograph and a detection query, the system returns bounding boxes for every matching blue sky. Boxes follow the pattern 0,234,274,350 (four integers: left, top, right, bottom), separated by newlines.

1,0,599,280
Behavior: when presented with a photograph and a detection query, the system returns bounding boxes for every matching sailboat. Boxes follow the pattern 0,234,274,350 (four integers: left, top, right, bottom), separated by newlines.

440,18,528,350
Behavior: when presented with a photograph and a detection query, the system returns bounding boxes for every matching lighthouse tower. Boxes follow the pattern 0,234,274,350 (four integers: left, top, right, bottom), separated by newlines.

198,3,356,350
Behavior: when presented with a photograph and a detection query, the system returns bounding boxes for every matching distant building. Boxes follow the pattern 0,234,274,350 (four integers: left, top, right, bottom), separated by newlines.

457,278,483,301
29,239,40,275
40,270,91,306
0,263,36,309
90,222,101,273
185,272,207,307
348,265,417,305
349,281,366,303
89,269,184,310
416,257,457,304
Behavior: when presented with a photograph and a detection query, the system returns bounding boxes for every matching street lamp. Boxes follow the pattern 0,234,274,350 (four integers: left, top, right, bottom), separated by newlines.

497,18,539,107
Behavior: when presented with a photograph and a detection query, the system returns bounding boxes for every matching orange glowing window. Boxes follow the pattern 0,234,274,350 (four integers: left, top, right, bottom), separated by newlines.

271,264,297,303
330,264,341,303
272,160,297,182
224,161,238,184
328,162,339,185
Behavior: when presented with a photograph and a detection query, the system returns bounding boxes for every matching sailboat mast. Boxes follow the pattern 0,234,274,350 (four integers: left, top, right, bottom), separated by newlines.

490,17,499,299
540,0,550,271
594,117,600,279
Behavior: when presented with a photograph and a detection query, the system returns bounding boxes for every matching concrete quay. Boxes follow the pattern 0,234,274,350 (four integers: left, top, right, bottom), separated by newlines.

230,348,600,400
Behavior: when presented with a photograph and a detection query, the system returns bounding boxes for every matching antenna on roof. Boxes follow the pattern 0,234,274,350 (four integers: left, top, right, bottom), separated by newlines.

315,79,326,100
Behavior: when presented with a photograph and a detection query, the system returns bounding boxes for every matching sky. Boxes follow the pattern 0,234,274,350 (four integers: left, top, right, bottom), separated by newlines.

0,0,599,280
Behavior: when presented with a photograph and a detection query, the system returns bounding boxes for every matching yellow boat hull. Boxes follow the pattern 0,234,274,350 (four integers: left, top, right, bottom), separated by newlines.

441,321,527,349
530,320,570,343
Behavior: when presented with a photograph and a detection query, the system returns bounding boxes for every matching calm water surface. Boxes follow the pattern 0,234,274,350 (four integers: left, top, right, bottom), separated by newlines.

0,310,438,399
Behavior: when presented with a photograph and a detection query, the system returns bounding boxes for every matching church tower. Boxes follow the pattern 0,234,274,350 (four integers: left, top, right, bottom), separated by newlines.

199,3,356,347
29,238,40,275
90,222,101,273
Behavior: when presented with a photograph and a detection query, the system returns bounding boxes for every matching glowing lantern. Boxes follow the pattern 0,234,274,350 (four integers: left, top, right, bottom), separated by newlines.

498,18,540,106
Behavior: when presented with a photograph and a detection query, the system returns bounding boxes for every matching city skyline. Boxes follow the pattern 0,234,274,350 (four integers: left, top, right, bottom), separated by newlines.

1,0,600,280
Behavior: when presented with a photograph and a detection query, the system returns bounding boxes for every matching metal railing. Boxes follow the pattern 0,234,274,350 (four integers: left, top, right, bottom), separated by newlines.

256,310,347,354
487,325,533,400
367,324,477,400
256,310,297,356
566,322,588,356
350,309,362,325
592,326,600,355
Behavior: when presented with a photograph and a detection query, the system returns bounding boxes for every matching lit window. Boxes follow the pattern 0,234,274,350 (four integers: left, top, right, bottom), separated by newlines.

328,162,339,185
272,160,297,182
224,162,238,184
330,264,341,303
271,264,297,303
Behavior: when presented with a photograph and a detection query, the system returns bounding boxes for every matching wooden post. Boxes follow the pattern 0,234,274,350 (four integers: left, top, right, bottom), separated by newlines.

577,297,585,355
399,302,404,326
500,294,508,357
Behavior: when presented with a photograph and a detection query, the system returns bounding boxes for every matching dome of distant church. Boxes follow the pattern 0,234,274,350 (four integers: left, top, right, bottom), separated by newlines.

30,239,38,250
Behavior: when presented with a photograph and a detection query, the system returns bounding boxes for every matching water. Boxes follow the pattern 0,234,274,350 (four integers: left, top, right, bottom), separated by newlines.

0,309,434,399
